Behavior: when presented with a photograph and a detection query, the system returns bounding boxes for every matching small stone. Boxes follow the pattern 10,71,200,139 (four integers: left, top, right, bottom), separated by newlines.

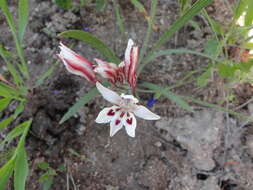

154,141,162,148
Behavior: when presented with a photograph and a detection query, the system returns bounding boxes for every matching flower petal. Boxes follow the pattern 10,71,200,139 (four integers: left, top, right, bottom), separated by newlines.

95,106,119,123
94,58,118,83
133,105,160,120
58,42,96,83
110,111,124,137
124,39,134,78
96,82,121,105
128,46,138,87
123,112,137,137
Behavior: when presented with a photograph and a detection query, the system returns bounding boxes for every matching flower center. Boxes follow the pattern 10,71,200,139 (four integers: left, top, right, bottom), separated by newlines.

119,98,136,111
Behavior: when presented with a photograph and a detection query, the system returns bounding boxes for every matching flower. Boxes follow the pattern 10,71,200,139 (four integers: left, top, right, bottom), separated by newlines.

58,39,138,88
124,38,138,88
94,39,138,88
147,97,158,108
57,42,97,83
95,82,160,137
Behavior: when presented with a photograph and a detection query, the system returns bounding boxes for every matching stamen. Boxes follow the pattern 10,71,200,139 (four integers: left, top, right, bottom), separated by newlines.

107,109,115,116
120,112,125,118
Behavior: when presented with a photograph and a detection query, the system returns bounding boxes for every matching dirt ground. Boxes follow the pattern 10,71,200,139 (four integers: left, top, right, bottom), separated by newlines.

1,0,253,189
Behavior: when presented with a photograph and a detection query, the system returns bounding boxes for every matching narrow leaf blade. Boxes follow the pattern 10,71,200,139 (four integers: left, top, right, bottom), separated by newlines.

14,146,29,190
60,87,98,124
18,0,29,42
58,30,120,63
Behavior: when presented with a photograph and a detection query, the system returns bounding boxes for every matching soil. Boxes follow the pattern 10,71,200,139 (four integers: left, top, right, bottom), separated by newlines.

1,0,253,190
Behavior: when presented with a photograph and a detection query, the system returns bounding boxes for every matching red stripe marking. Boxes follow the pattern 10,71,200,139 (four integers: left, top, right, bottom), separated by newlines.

115,120,121,125
67,59,96,83
107,109,115,116
120,112,125,118
126,118,132,125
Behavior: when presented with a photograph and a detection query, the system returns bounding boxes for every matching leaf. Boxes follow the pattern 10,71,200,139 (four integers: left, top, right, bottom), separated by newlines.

0,159,15,190
182,96,253,122
139,48,215,73
34,61,59,88
196,67,211,87
204,37,220,58
54,0,72,9
151,0,213,51
130,0,146,13
0,97,11,113
114,1,125,35
60,87,98,124
42,177,53,190
141,82,193,112
58,30,120,63
18,0,29,42
0,116,14,131
0,0,29,79
244,0,253,26
0,119,31,149
95,0,106,10
234,0,249,20
162,90,194,112
14,146,29,190
37,162,50,170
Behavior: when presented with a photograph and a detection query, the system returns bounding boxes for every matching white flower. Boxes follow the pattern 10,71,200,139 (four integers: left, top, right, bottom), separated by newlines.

95,82,160,137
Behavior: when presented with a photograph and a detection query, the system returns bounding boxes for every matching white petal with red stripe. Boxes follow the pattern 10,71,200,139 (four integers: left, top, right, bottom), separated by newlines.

124,112,137,137
95,106,119,123
58,42,96,82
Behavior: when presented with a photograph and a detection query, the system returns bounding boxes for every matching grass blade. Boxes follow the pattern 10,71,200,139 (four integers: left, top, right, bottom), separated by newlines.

0,0,29,78
18,0,29,42
114,0,125,36
58,30,120,63
60,87,98,124
138,0,157,64
0,159,15,190
14,146,29,190
0,98,11,113
151,0,213,51
34,61,59,88
138,48,216,74
141,82,193,112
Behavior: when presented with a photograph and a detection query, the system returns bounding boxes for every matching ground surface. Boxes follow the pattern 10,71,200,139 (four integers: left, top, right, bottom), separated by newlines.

1,0,253,190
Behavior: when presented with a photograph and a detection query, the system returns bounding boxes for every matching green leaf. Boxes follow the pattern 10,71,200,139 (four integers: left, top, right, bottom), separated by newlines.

204,37,220,58
217,62,237,78
245,0,253,26
58,30,120,63
0,119,31,149
0,116,14,131
42,177,53,190
151,0,213,51
139,48,215,74
60,87,98,124
182,96,253,122
95,0,106,10
0,103,24,131
130,0,146,13
162,90,193,112
0,159,15,190
34,61,59,88
234,0,249,20
141,82,193,112
0,0,29,79
18,0,29,42
196,68,211,87
54,0,72,9
0,98,11,113
114,1,125,35
37,162,50,170
14,146,29,190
